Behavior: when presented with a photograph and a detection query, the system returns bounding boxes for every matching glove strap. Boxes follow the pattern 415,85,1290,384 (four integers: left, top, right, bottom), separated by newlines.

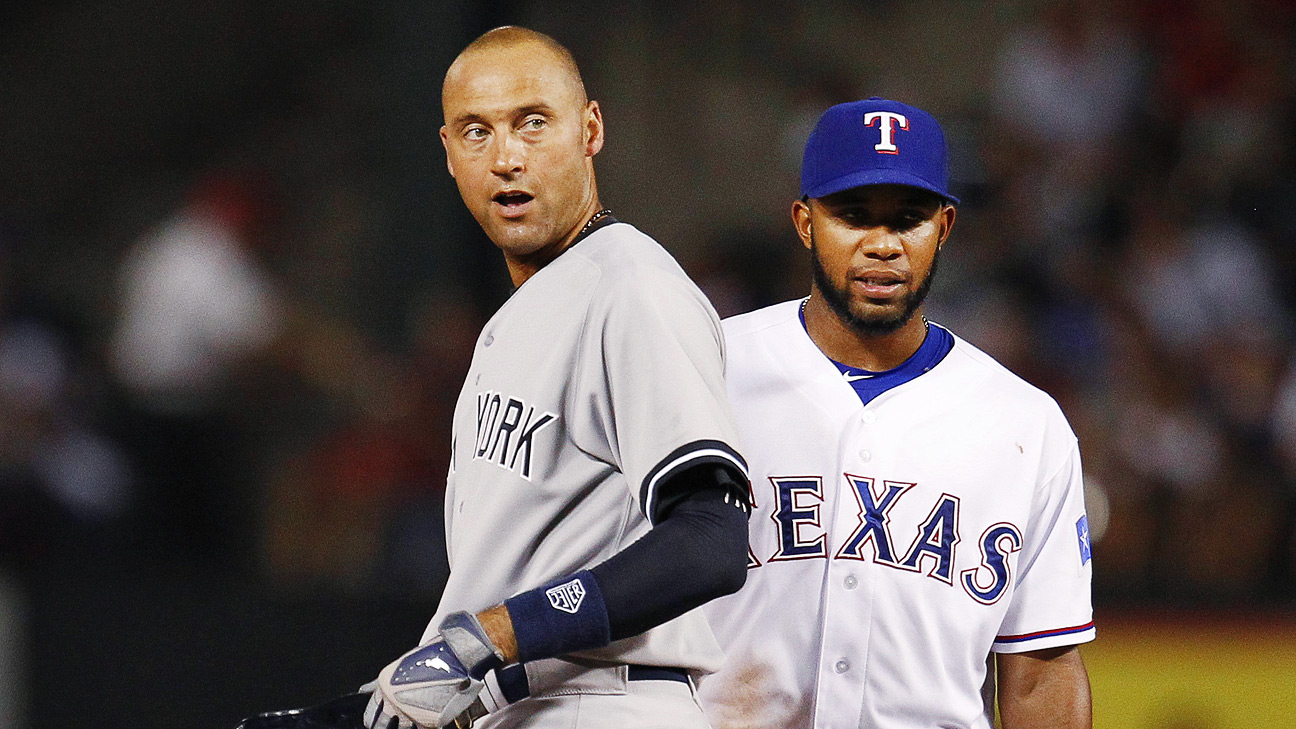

439,611,507,680
451,698,489,729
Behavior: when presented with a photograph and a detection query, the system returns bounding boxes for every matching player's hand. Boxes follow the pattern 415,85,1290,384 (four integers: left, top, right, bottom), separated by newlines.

363,612,505,729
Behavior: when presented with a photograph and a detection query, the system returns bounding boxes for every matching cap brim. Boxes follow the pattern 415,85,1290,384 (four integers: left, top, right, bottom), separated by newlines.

804,169,959,205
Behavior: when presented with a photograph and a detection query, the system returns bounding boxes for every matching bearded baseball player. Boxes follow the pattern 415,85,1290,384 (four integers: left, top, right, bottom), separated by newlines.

695,98,1094,729
360,26,754,729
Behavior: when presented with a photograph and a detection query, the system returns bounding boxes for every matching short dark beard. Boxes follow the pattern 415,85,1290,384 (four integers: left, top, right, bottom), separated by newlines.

809,231,940,336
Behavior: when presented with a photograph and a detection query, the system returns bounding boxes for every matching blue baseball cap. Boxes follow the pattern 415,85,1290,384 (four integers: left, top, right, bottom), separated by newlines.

801,97,958,204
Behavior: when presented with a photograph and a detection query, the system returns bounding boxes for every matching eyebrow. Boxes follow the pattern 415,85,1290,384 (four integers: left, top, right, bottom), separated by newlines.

448,102,558,130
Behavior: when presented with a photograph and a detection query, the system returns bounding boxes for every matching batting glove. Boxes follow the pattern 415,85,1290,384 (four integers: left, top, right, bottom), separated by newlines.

363,612,506,729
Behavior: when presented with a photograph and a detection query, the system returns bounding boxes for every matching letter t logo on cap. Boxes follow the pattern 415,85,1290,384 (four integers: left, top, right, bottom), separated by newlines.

863,111,909,154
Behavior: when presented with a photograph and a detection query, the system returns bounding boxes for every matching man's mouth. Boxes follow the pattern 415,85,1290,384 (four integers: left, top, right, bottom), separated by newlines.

493,190,534,217
852,271,907,298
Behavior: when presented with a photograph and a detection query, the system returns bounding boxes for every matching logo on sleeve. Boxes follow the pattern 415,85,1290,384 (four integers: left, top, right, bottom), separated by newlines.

546,578,587,614
1076,515,1092,565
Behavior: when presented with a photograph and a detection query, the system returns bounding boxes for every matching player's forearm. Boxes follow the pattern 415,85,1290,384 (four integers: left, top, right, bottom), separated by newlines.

477,604,521,664
996,646,1092,729
473,472,749,665
590,483,750,640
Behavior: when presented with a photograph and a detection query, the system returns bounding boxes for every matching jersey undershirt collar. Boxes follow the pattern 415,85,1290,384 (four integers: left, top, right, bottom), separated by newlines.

799,301,955,406
572,211,619,245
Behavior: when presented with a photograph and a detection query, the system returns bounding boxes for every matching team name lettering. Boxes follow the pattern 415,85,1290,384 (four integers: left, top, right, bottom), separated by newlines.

474,391,557,481
898,494,961,585
769,476,828,561
762,474,1019,603
863,111,908,154
836,476,912,565
961,523,1023,604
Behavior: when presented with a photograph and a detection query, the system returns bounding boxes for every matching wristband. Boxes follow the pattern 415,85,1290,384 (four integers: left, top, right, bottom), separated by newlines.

504,570,611,663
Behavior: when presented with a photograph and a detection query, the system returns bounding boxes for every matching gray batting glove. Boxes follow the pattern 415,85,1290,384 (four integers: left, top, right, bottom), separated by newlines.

362,612,505,729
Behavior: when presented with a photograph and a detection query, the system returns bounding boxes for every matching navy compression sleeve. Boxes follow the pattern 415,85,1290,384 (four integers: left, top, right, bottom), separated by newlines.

591,464,750,641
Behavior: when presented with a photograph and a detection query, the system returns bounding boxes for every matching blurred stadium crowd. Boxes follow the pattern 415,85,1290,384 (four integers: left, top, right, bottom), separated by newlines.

2,0,1296,617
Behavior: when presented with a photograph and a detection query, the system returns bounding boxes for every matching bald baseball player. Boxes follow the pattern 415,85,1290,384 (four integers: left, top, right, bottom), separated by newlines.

696,98,1094,729
361,26,752,729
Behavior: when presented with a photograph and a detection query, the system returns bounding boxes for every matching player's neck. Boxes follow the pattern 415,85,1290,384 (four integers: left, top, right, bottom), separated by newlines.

802,294,928,372
504,192,604,288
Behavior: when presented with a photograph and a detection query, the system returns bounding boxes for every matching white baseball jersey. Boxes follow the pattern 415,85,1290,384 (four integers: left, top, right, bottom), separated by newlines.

426,221,747,679
698,300,1094,729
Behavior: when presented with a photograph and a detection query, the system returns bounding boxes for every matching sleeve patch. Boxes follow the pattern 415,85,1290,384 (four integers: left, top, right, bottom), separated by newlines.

1076,515,1092,565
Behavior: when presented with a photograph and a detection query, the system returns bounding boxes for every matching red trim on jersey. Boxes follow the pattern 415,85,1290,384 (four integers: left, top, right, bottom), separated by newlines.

996,621,1095,644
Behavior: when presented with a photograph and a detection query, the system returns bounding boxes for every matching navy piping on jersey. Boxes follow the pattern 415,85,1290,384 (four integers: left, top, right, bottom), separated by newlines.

799,301,955,407
640,439,748,524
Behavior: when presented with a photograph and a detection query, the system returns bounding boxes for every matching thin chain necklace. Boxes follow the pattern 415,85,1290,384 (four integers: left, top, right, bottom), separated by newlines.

801,296,930,332
577,208,613,239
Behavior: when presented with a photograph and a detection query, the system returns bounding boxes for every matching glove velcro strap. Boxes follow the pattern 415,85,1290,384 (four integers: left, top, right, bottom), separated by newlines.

504,571,611,664
439,611,506,680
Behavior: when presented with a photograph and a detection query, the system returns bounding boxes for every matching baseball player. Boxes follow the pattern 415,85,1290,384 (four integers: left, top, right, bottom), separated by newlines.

696,98,1095,729
353,26,753,729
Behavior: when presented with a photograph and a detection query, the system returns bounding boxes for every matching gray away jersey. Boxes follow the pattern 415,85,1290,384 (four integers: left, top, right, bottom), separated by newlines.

425,222,746,676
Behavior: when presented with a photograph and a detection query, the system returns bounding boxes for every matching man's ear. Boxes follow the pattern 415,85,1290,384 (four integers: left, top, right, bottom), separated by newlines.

792,199,814,251
440,126,455,177
585,101,605,157
937,204,956,247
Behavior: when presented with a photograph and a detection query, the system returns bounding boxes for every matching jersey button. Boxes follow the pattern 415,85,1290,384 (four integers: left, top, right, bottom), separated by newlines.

844,575,858,589
483,334,494,347
834,659,850,674
861,411,877,424
858,449,871,463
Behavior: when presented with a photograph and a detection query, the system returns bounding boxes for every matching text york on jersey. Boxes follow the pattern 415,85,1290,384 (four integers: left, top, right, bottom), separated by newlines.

473,391,557,481
755,475,1024,604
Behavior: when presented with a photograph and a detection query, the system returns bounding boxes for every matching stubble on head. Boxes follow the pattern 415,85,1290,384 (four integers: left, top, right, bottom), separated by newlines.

442,26,589,116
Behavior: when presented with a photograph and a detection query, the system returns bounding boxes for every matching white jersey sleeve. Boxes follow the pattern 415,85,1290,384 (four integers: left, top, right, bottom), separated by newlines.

993,439,1095,652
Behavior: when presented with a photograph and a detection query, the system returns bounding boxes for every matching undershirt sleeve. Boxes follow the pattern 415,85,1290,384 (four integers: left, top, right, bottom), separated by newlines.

590,463,751,641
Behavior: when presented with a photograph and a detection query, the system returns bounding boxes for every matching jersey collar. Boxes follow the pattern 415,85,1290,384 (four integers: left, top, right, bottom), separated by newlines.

798,301,955,407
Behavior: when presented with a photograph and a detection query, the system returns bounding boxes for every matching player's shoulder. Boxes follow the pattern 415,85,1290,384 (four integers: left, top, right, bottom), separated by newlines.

571,222,713,309
939,329,1070,423
571,222,687,282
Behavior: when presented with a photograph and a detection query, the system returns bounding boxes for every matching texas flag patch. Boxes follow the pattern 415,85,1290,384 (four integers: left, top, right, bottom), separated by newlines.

1076,516,1092,565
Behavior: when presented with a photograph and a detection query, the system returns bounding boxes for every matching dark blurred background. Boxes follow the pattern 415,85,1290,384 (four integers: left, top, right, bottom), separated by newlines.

1,0,1295,727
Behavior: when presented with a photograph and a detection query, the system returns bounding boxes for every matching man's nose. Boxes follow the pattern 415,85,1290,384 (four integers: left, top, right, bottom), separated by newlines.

859,227,903,260
491,132,525,176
